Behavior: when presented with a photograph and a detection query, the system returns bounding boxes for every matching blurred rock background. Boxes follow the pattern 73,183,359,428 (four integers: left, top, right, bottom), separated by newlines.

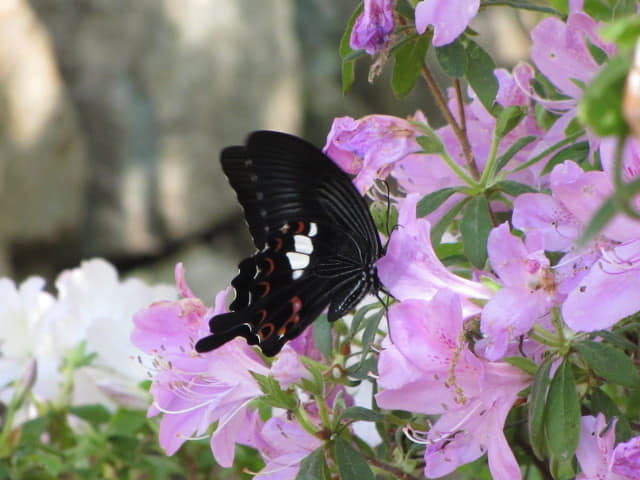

0,0,533,299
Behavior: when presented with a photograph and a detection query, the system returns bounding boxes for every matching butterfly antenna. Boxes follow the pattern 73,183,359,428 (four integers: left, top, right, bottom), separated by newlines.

383,180,392,238
378,180,402,254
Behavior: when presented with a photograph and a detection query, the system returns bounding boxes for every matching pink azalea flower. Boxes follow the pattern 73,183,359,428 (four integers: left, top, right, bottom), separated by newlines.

517,1,616,152
599,137,640,241
287,324,324,361
271,345,310,389
350,0,395,55
131,264,269,467
323,114,423,193
575,414,627,480
253,416,323,480
512,191,580,252
415,0,479,47
562,239,640,331
377,193,491,316
376,290,530,480
530,2,615,106
480,223,558,361
514,160,640,332
610,435,640,478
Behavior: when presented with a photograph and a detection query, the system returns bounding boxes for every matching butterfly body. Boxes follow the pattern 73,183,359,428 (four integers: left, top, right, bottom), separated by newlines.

195,131,382,356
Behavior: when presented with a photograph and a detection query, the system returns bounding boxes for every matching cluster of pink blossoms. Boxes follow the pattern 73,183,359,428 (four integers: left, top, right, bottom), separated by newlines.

131,1,640,479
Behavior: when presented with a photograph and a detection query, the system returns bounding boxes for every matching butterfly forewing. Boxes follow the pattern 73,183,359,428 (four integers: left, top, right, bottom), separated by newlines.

195,131,382,357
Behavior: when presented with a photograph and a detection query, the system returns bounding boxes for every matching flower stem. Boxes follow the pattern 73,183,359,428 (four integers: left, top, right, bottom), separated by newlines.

481,0,564,17
479,129,502,187
421,63,480,180
294,405,320,437
315,393,331,430
529,324,562,348
361,453,422,480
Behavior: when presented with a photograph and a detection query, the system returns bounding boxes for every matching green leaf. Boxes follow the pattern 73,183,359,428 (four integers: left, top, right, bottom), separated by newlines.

600,15,640,48
110,435,140,463
313,314,333,357
63,340,98,369
493,180,537,197
591,329,640,352
495,105,526,139
391,35,431,98
417,133,445,154
461,195,492,268
18,416,48,447
495,135,537,173
252,373,298,410
434,241,464,260
300,357,325,396
549,454,576,480
435,38,466,77
297,447,330,480
583,0,613,20
334,437,375,480
431,197,469,246
350,303,381,336
578,196,617,246
342,62,356,94
395,0,415,18
340,3,363,94
545,359,580,462
541,141,590,175
106,408,146,436
575,340,640,387
464,39,498,114
28,452,64,476
417,187,462,217
339,406,386,423
346,355,378,380
69,404,111,428
343,49,368,62
612,0,638,19
371,202,398,237
502,356,538,376
586,38,608,66
548,0,569,14
589,387,633,442
360,308,385,360
578,54,630,136
141,455,184,479
528,357,552,460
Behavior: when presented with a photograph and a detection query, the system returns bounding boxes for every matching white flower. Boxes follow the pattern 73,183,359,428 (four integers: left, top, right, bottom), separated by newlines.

0,276,58,402
47,258,177,408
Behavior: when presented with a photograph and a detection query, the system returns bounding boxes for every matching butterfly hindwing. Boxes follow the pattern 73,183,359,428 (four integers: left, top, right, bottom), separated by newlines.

195,131,382,357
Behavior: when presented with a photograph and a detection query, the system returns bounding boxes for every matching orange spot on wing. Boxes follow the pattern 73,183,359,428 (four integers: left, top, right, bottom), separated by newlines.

278,314,300,337
294,221,305,233
263,257,275,276
290,296,303,313
272,237,283,252
258,323,275,341
258,281,271,297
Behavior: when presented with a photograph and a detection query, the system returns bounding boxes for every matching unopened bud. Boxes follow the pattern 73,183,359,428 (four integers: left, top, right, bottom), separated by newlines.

12,358,37,407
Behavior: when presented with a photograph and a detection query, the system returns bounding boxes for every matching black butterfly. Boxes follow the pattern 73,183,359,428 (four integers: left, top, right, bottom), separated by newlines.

195,131,383,357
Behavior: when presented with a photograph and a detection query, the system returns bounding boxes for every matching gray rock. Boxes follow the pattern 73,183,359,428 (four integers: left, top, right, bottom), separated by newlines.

0,0,87,248
27,0,301,258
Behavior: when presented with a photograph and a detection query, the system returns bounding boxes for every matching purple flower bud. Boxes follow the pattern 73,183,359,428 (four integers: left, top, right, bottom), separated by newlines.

349,0,394,55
